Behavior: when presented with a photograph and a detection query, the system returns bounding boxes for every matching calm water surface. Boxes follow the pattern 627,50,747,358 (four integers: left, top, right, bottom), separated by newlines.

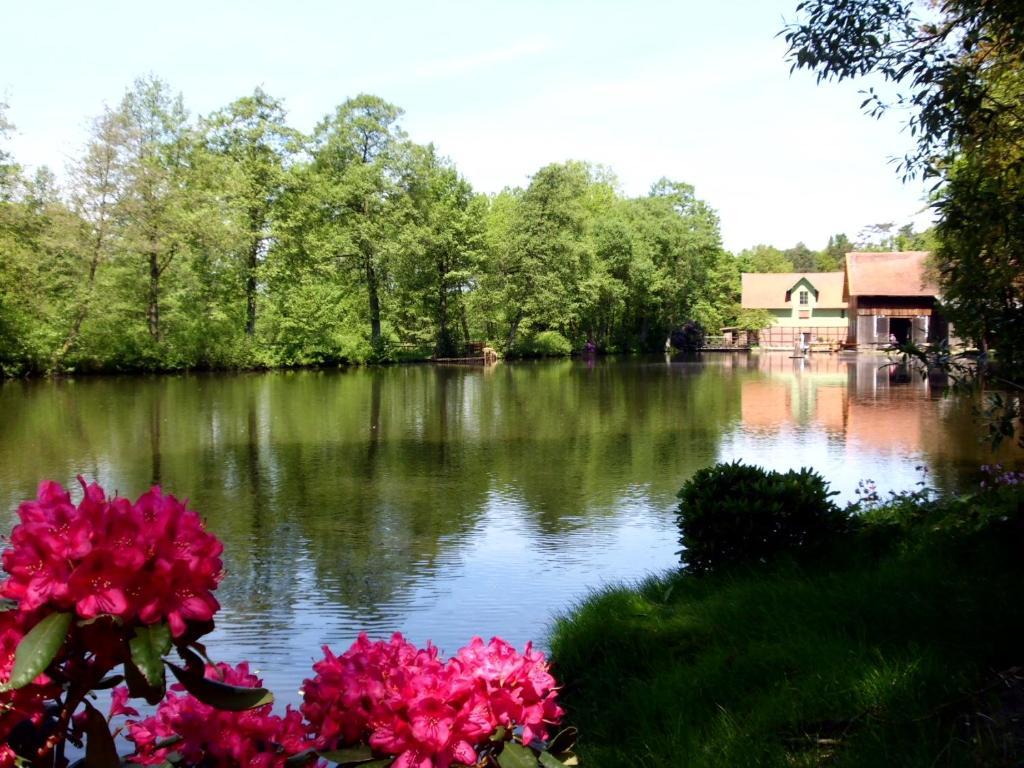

1,353,1019,704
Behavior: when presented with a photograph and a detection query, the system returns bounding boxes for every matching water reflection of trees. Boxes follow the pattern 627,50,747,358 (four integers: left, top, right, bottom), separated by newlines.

0,361,744,613
1,355,1014,619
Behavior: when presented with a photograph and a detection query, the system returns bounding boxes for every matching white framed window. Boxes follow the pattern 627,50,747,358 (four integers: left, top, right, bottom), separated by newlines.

799,290,809,305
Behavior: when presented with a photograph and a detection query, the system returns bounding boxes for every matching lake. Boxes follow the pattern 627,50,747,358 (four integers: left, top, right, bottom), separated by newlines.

1,353,1019,704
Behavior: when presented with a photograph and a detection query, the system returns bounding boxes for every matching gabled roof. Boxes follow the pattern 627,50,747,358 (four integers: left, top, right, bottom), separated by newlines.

844,251,939,298
741,272,846,309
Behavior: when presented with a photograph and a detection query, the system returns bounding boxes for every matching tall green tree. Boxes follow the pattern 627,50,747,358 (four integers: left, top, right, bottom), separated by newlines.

55,106,128,366
307,95,407,352
392,144,485,357
736,244,794,273
784,241,817,271
820,233,852,270
201,89,296,339
116,77,191,347
496,161,593,348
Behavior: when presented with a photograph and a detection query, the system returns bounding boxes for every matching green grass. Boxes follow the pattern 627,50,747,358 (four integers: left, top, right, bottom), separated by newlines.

549,520,1024,767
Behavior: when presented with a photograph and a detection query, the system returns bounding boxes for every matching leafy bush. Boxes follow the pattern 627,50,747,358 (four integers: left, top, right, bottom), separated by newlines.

676,461,846,574
856,466,1024,544
512,330,573,358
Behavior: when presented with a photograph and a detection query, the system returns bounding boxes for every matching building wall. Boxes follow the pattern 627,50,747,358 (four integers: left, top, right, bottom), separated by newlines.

847,295,940,347
760,324,846,345
760,281,848,346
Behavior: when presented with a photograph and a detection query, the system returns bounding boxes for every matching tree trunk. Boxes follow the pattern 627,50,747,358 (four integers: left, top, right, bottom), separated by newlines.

506,315,522,350
148,249,161,341
54,163,114,368
365,255,382,349
435,272,450,357
361,198,382,351
245,236,259,337
460,304,471,347
54,228,105,367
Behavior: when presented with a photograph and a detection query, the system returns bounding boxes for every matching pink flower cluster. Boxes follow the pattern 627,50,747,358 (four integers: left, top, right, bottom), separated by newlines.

301,633,563,768
0,610,60,768
1,478,223,637
126,663,312,768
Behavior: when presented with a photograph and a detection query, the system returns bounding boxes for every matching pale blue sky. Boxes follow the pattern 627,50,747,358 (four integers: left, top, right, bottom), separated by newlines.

1,0,932,251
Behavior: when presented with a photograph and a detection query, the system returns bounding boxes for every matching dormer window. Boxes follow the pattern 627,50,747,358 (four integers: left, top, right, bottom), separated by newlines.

799,290,809,305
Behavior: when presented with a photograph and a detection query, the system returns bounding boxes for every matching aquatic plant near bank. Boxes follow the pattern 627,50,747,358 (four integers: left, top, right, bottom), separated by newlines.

0,479,574,768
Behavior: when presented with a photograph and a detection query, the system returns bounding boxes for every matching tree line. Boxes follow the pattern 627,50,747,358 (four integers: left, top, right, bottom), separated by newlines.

0,79,748,374
0,74,983,376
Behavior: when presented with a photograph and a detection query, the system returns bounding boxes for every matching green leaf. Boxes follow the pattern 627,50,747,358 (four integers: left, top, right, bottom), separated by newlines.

2,611,71,691
154,736,183,750
130,622,172,687
497,742,539,768
167,661,274,711
316,747,391,767
317,748,372,763
93,674,126,690
490,725,509,742
125,657,166,705
538,752,564,768
546,727,578,755
284,749,318,768
83,701,119,768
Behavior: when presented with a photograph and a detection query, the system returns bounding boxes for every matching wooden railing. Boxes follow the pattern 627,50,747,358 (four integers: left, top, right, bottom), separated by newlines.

701,336,749,350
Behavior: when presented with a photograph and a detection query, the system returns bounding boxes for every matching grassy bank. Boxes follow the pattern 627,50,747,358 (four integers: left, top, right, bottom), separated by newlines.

549,486,1024,767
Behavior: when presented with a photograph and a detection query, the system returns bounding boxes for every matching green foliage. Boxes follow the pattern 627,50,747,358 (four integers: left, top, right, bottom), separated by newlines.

820,232,851,270
783,241,816,271
511,330,573,358
129,622,173,687
676,461,846,574
1,611,71,691
736,244,794,273
936,149,1024,379
0,82,735,375
734,308,775,333
552,484,1024,767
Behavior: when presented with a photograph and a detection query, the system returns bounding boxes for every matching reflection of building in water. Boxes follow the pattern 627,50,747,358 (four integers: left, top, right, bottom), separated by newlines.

740,353,933,453
741,353,848,429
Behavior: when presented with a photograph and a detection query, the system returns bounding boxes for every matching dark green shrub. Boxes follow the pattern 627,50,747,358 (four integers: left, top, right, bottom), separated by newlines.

670,320,706,352
676,461,846,574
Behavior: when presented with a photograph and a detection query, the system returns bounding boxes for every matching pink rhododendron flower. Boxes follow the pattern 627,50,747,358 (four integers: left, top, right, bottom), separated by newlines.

1,478,224,637
302,633,563,768
110,686,140,719
126,662,314,768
